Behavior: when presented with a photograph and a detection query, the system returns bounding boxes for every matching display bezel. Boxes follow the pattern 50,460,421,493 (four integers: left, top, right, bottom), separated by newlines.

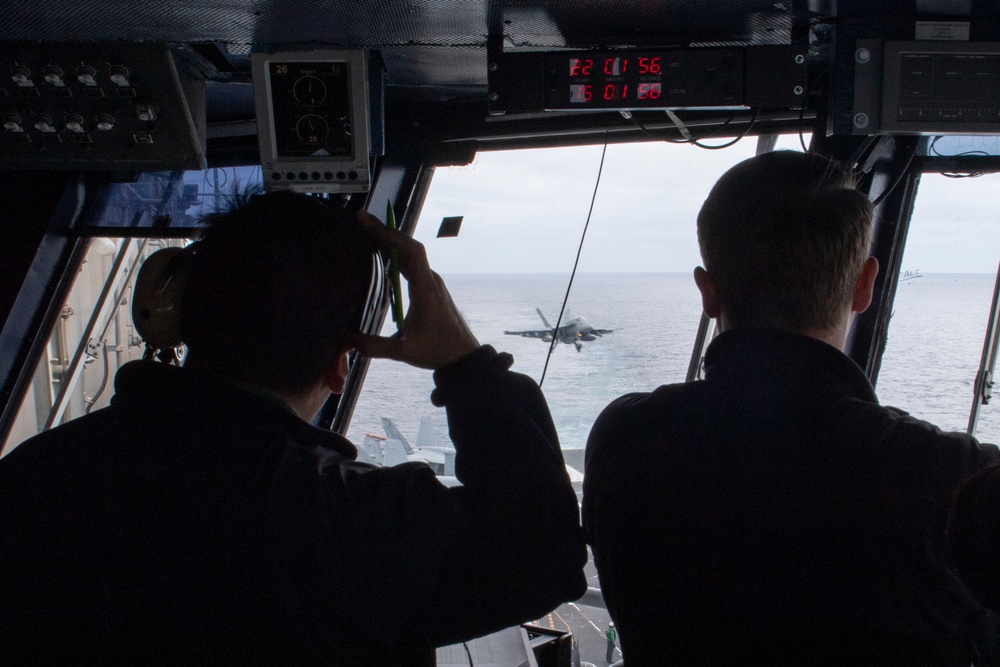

251,49,371,193
543,48,745,110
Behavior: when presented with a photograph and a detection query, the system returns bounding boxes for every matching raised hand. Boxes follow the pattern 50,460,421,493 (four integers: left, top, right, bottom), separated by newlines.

352,210,479,370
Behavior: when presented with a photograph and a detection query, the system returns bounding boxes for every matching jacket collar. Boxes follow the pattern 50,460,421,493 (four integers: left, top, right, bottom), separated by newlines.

110,360,358,459
704,328,878,405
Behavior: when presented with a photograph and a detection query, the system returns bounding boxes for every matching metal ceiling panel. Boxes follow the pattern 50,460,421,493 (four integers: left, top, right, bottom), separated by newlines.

0,0,819,91
1,1,808,49
504,0,796,47
380,45,485,86
0,0,832,142
0,1,491,45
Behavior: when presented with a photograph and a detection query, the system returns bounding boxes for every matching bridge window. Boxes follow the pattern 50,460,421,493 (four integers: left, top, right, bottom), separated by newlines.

346,135,808,462
2,168,260,455
876,171,1000,442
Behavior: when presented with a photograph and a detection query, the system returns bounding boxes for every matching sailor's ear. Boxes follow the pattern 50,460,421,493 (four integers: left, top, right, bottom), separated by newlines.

323,348,352,394
852,257,879,314
694,267,722,319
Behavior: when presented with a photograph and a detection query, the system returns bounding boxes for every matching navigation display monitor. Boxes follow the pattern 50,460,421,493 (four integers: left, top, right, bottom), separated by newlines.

252,50,370,193
268,61,353,159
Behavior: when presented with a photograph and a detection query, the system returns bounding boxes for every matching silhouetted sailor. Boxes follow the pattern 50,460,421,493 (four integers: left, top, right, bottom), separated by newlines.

584,151,1000,666
0,191,587,665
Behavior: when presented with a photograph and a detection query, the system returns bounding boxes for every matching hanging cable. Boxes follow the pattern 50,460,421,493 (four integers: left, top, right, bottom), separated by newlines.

847,135,880,171
539,142,608,388
85,342,111,414
929,136,988,178
798,67,830,152
625,109,739,145
870,141,919,207
691,106,761,150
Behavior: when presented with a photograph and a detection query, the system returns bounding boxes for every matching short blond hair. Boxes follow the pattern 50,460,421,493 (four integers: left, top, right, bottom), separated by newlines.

697,151,874,332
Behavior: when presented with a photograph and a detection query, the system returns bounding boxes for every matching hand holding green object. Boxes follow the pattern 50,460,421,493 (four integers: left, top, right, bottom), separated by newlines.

353,209,479,369
386,199,406,331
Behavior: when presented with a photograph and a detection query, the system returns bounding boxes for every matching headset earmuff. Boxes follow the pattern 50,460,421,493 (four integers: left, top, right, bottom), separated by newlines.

132,245,196,353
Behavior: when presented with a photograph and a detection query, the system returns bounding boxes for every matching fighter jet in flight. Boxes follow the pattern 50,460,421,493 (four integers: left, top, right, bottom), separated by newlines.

504,308,613,352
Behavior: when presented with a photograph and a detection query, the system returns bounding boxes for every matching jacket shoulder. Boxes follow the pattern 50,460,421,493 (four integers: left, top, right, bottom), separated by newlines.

585,382,702,471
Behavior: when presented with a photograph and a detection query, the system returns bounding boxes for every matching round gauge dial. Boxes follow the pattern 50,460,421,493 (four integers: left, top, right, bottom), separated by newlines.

293,75,327,105
267,60,353,158
295,114,330,144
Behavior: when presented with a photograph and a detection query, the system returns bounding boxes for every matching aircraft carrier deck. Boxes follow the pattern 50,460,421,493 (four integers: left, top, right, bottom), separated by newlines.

440,449,620,666
543,449,621,666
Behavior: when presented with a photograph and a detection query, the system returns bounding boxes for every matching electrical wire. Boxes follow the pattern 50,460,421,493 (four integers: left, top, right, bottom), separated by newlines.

623,107,759,150
929,136,988,178
847,135,880,172
928,136,991,159
870,142,920,207
664,111,739,144
941,172,986,179
85,343,110,414
691,106,761,150
539,142,608,388
798,67,829,152
463,641,474,665
625,110,739,145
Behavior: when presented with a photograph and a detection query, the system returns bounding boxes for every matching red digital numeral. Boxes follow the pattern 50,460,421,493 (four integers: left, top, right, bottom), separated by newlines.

603,84,627,101
638,57,662,75
569,58,594,76
638,83,661,100
603,58,627,76
569,84,593,103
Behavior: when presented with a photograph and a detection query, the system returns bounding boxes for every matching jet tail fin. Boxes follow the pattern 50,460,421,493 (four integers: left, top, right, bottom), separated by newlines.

383,439,410,467
416,415,436,448
381,417,414,454
535,308,554,330
360,434,385,466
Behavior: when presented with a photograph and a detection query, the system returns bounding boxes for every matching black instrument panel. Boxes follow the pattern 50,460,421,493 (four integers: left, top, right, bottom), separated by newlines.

0,43,205,170
545,49,743,110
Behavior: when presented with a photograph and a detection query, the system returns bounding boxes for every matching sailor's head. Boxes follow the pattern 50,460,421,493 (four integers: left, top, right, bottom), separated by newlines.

180,190,376,397
694,150,877,338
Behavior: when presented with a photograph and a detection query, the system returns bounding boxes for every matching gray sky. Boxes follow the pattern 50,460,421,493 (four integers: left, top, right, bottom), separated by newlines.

413,135,1000,275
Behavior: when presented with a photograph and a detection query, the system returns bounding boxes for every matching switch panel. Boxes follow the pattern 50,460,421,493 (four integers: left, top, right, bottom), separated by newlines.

0,43,206,170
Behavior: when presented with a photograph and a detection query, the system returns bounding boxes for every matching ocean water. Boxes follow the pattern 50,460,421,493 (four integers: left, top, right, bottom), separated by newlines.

346,273,1000,453
879,272,1000,439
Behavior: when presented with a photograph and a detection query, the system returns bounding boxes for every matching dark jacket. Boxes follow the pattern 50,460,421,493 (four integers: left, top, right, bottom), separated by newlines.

583,328,1000,666
0,346,587,664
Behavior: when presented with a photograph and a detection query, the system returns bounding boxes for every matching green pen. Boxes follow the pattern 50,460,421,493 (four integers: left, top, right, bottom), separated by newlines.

386,199,406,331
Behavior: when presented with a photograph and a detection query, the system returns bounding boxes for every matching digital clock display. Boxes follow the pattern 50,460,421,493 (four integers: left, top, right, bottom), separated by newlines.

545,49,743,110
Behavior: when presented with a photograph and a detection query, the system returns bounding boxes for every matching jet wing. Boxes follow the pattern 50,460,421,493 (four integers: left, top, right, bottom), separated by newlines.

591,328,614,335
503,329,550,338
